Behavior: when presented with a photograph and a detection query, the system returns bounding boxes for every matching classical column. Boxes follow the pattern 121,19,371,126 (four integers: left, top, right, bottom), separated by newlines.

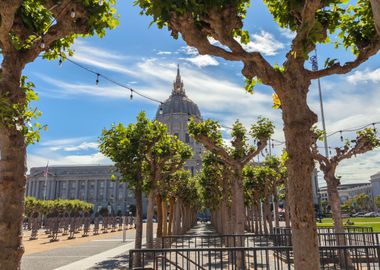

94,180,98,208
84,180,88,201
65,180,69,199
75,180,79,199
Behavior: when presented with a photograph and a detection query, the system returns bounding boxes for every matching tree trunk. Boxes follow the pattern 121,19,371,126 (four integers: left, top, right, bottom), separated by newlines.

134,184,143,267
274,194,280,228
370,0,380,35
162,200,168,236
232,172,245,237
281,85,320,270
327,179,354,269
285,184,291,228
0,64,27,270
156,195,163,238
168,198,174,235
146,191,155,249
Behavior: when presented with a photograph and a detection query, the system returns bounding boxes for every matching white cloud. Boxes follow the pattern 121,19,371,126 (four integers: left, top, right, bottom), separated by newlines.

180,55,219,68
279,28,296,39
180,46,199,55
346,68,380,84
28,152,111,171
35,42,380,185
236,31,285,56
51,142,99,152
157,51,173,55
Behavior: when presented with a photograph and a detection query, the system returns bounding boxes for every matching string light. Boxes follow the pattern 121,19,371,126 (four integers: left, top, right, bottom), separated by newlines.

58,58,63,66
96,73,100,86
70,9,76,18
40,39,46,49
56,57,380,153
98,0,104,6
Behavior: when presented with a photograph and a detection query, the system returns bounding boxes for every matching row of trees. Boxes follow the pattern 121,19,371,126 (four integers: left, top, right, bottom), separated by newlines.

24,197,93,217
0,0,379,269
99,112,198,255
135,1,380,269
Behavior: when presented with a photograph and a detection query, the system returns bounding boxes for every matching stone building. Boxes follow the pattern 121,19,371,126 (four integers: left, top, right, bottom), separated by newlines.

26,165,137,214
25,66,202,213
156,65,203,175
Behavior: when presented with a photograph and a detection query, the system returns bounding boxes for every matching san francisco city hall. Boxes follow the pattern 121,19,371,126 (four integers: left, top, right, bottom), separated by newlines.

25,67,204,214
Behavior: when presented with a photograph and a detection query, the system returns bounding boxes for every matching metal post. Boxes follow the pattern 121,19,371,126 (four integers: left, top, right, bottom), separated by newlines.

123,216,126,242
311,49,329,158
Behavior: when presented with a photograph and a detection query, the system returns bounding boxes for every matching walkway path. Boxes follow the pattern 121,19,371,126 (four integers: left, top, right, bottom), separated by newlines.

21,224,155,270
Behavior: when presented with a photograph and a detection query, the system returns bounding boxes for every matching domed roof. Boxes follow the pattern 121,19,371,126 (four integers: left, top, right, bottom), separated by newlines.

156,65,201,118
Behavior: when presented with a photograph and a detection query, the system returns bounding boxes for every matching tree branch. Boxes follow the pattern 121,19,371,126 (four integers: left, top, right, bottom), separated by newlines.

0,0,22,53
370,0,380,36
195,134,234,166
168,10,281,87
241,140,267,165
307,40,380,79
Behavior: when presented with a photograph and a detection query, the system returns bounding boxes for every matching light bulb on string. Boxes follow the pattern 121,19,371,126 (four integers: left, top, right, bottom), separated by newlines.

40,39,46,49
58,58,63,66
70,9,76,18
130,90,133,100
159,105,163,115
329,147,332,156
340,131,343,142
98,0,104,6
96,73,100,86
373,123,377,134
271,143,274,149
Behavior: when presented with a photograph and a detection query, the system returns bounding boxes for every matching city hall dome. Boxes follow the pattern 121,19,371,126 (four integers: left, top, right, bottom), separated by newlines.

156,65,201,118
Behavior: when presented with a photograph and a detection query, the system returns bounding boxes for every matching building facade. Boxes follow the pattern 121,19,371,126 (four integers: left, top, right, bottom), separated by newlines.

319,182,373,203
26,165,137,214
156,66,203,175
370,172,380,199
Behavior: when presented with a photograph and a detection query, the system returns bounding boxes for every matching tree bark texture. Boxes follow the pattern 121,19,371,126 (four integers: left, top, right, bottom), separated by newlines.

156,195,163,238
146,191,155,249
162,201,168,236
0,61,27,270
134,185,143,267
280,81,320,270
168,198,174,235
327,180,354,269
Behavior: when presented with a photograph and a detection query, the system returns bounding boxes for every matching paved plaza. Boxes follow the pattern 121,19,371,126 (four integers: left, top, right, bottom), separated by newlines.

21,224,154,270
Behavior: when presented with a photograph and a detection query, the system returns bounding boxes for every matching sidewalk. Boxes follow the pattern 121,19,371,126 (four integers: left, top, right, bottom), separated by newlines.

21,224,154,270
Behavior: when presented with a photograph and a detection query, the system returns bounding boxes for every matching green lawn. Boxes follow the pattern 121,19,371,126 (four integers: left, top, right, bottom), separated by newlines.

317,217,380,232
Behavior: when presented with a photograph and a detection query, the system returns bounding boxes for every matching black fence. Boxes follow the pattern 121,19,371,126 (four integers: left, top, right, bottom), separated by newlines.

129,245,380,270
161,232,380,249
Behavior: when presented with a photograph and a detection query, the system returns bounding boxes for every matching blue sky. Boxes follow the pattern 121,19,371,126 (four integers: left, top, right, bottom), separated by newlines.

25,1,380,186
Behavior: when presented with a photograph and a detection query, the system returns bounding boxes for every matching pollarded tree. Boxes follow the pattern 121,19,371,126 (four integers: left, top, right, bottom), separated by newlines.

374,195,380,210
243,164,266,234
136,1,380,268
189,118,274,241
0,1,118,268
144,125,192,242
312,128,380,269
263,155,287,228
312,128,380,237
197,151,231,236
99,112,154,265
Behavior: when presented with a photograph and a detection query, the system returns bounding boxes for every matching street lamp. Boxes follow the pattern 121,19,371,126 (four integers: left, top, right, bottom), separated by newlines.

311,49,329,158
